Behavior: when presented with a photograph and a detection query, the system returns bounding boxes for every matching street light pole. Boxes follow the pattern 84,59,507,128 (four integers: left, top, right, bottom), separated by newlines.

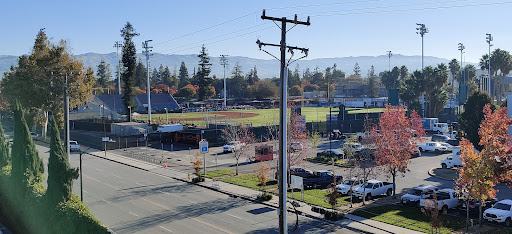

164,108,168,124
386,51,392,71
79,146,93,202
220,55,228,109
128,106,131,122
458,43,465,85
486,34,493,96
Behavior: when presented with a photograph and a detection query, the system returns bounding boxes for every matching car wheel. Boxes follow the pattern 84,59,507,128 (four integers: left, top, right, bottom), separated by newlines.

419,147,423,152
506,218,512,227
442,163,447,169
386,189,392,196
366,193,372,201
442,206,448,215
435,149,440,154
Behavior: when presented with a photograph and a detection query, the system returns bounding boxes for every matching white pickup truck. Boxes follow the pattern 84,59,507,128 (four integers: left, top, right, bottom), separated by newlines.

419,188,459,214
352,180,394,200
418,142,449,154
483,199,512,227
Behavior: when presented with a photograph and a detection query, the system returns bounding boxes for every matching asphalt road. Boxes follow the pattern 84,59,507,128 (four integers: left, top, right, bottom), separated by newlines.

28,139,356,234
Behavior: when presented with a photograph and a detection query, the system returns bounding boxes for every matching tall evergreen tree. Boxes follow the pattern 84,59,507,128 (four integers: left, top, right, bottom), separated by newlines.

135,59,147,89
367,65,379,98
11,102,44,194
246,66,260,85
151,67,159,87
96,60,112,88
178,61,190,88
46,117,79,207
196,45,213,100
0,122,9,169
353,63,361,78
120,22,139,111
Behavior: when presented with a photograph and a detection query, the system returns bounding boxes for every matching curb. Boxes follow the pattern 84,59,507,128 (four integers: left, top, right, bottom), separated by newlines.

428,167,455,181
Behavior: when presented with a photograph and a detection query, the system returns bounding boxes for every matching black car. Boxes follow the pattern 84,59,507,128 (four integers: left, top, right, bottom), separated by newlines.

317,149,344,159
445,139,460,146
457,198,499,217
354,148,376,161
431,134,450,142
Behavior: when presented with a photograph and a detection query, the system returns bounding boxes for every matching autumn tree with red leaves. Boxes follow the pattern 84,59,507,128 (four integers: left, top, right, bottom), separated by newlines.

287,104,308,170
370,105,425,198
457,104,512,227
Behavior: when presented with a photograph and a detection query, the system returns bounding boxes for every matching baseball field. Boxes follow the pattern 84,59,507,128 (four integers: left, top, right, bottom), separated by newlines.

135,107,385,127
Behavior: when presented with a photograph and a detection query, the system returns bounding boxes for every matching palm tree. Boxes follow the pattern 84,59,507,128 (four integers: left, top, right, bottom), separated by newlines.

491,49,512,103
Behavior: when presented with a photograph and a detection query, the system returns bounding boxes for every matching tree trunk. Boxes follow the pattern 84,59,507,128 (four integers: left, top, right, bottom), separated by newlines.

392,173,396,199
466,200,470,231
479,203,483,227
235,158,239,175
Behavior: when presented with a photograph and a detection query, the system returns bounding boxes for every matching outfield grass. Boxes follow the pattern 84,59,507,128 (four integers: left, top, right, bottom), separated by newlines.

135,107,384,126
351,205,467,234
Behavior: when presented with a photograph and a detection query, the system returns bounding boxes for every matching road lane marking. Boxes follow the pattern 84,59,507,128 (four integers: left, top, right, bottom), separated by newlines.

136,182,145,186
112,174,122,179
85,175,120,190
158,191,171,195
83,190,88,193
159,226,173,233
226,213,242,220
103,199,111,204
95,168,102,172
188,200,197,204
129,212,138,217
193,218,235,234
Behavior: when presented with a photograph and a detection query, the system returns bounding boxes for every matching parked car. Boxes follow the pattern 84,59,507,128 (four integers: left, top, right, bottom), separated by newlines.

458,198,499,217
290,143,304,152
274,166,312,180
317,149,344,159
433,123,449,134
69,141,80,152
439,142,454,152
344,142,362,153
401,185,439,207
419,189,460,214
30,132,38,139
336,178,364,195
441,148,462,168
352,180,394,200
303,170,343,189
418,142,448,154
445,139,460,147
354,148,376,161
483,199,512,226
223,141,245,153
431,134,450,142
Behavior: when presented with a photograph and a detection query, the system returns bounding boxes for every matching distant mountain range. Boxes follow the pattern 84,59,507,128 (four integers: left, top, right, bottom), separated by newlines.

0,53,472,79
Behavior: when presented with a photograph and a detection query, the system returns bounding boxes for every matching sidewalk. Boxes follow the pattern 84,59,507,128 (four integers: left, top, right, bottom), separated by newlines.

89,150,423,234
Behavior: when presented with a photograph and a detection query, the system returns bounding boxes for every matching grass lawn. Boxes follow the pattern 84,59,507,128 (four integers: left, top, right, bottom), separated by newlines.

134,107,385,126
351,205,467,234
205,169,236,179
219,173,278,190
288,189,351,209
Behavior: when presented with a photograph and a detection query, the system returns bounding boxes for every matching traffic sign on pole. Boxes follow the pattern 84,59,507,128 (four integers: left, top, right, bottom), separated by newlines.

200,139,208,153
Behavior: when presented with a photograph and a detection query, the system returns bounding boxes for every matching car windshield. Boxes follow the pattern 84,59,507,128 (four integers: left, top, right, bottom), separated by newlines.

408,189,423,196
364,183,374,188
343,180,354,185
493,203,512,211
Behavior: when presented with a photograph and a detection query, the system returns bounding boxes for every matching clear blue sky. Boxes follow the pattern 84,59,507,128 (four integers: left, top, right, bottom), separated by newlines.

1,0,511,63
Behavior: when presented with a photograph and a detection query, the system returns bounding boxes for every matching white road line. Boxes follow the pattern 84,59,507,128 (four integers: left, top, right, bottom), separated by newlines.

128,212,138,217
159,226,173,233
95,168,102,172
112,174,122,179
159,191,170,195
103,199,111,204
226,213,243,220
188,200,197,204
136,182,145,186
83,190,88,193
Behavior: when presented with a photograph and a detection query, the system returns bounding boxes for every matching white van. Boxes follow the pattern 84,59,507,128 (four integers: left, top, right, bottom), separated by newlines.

433,123,449,134
441,147,479,168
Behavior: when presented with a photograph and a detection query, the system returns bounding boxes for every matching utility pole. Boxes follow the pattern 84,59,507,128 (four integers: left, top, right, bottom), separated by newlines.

386,51,392,71
458,43,465,85
220,55,229,108
486,34,493,96
142,40,153,124
416,23,428,117
114,41,123,95
64,74,70,162
258,10,310,234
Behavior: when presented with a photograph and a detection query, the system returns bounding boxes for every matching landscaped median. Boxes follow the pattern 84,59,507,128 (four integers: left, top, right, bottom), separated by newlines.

205,169,350,209
351,204,467,234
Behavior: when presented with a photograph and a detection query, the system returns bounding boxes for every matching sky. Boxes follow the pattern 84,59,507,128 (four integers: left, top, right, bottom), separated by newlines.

1,0,511,63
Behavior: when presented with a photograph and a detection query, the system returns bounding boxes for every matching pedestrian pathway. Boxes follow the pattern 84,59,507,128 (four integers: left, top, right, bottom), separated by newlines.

89,150,424,234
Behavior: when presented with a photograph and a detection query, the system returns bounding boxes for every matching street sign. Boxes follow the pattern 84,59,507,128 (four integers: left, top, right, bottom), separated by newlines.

291,175,303,189
102,137,110,142
200,139,208,153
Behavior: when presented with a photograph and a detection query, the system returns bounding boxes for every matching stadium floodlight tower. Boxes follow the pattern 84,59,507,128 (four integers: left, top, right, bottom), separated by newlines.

486,34,493,95
416,23,428,117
